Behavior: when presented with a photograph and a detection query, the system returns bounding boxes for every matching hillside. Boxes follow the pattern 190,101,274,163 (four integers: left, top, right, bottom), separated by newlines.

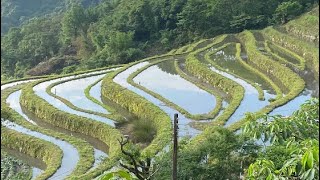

1,0,318,81
281,5,319,44
1,2,319,180
1,0,102,35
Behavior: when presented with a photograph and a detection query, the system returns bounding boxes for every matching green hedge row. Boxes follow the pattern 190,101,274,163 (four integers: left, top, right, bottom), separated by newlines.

204,42,266,101
1,127,62,180
185,34,245,127
262,27,319,80
2,84,96,178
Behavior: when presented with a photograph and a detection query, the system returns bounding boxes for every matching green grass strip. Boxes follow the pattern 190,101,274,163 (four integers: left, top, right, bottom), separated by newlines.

84,78,135,124
233,43,282,102
166,39,210,56
18,69,124,179
1,75,52,85
46,71,124,122
83,77,121,116
127,56,223,120
1,127,62,180
204,42,266,101
227,31,306,131
2,84,95,178
174,60,224,119
264,41,302,71
238,30,305,94
238,34,285,97
102,56,176,157
185,35,245,127
264,40,305,70
166,49,177,55
175,44,191,54
185,39,211,53
21,81,122,179
262,27,319,80
283,6,319,43
1,64,123,86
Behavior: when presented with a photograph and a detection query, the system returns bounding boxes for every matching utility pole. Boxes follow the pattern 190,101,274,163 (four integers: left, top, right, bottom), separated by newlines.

172,113,178,180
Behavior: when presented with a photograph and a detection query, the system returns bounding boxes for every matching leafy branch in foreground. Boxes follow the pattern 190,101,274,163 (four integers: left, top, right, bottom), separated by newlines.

243,98,319,179
99,136,159,180
118,137,152,180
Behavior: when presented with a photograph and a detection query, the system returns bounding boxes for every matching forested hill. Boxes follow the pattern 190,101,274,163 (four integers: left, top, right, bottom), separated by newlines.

1,0,102,35
1,0,318,80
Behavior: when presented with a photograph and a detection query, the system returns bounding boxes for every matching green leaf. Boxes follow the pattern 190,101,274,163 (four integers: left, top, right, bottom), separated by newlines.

117,170,133,179
247,164,254,176
283,158,296,168
286,139,293,149
266,173,273,180
100,173,114,180
312,149,319,163
264,132,269,142
306,151,313,169
270,125,275,134
306,169,315,180
301,169,312,180
270,136,275,144
301,151,308,170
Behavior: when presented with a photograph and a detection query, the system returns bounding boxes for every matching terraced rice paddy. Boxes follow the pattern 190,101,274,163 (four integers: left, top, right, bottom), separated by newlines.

1,25,318,179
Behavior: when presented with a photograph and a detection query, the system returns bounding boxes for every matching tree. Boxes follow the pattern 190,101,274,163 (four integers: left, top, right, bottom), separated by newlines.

61,3,87,44
117,137,153,180
99,169,138,180
243,98,319,179
273,1,304,24
153,127,258,179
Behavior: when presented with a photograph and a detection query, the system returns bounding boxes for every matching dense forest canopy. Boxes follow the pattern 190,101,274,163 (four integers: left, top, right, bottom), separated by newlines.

1,0,318,80
0,0,102,35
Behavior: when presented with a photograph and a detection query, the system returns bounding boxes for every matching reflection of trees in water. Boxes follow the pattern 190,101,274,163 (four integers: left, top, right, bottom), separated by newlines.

211,44,237,62
156,60,177,75
298,68,319,98
204,35,238,55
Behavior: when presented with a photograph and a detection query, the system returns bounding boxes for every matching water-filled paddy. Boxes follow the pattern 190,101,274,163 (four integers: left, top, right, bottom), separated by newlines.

33,70,116,127
114,62,201,137
53,74,109,114
134,60,216,115
2,120,79,180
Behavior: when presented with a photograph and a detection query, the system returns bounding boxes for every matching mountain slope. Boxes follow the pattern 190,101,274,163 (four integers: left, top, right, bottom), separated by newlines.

1,0,101,35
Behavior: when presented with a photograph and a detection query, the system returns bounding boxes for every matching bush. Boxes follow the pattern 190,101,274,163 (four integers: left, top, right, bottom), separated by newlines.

273,1,303,24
